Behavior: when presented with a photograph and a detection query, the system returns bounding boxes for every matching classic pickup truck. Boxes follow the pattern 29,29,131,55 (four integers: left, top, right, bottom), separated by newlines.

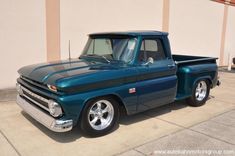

16,31,220,136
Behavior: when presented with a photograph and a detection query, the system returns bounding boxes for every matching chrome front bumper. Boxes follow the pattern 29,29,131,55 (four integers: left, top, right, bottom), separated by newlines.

16,95,73,132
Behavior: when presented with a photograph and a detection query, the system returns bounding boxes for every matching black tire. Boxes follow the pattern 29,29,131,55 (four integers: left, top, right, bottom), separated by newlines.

80,97,119,137
186,79,210,107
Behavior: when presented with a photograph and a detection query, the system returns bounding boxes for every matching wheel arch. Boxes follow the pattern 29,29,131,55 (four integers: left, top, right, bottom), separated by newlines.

186,76,211,107
77,93,128,122
193,76,213,89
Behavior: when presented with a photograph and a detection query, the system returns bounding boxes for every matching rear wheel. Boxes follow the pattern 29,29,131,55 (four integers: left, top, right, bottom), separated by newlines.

80,97,119,137
186,79,210,107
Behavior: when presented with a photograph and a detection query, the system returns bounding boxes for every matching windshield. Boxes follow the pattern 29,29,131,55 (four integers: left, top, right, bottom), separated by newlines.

81,36,137,63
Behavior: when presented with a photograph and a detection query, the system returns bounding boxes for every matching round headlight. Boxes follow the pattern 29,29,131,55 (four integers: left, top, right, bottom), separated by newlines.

48,100,62,117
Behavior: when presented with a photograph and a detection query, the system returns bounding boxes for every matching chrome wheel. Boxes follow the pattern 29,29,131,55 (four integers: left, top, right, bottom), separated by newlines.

195,81,207,101
88,100,114,130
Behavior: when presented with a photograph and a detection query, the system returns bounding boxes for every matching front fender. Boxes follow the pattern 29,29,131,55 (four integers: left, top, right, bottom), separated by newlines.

57,82,138,125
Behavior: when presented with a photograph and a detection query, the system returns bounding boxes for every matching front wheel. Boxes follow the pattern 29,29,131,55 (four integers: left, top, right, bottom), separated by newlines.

80,97,119,137
186,79,210,107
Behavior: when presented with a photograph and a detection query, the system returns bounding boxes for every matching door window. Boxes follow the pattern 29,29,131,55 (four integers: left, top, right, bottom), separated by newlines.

139,39,166,62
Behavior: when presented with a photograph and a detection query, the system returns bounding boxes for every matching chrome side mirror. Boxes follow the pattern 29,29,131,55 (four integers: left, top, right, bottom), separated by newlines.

143,57,154,66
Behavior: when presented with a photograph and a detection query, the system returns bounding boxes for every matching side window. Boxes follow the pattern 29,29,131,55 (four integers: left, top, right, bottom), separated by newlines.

139,39,166,62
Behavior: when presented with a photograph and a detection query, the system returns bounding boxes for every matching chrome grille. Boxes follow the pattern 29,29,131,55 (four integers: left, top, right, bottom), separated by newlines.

20,85,50,112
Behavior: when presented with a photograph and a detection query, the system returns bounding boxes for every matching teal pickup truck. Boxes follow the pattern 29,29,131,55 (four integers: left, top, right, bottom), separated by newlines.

16,31,220,136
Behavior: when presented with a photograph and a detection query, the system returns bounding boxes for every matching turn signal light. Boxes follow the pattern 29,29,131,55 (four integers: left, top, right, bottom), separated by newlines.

47,85,57,92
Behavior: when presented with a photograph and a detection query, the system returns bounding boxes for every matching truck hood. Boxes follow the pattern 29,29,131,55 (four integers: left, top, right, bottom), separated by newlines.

18,59,109,84
18,59,136,91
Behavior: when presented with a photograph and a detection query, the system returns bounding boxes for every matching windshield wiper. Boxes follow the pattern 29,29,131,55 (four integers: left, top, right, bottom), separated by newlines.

101,55,110,63
81,54,110,63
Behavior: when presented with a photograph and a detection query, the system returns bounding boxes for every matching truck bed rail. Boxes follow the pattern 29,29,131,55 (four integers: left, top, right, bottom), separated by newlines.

173,54,218,65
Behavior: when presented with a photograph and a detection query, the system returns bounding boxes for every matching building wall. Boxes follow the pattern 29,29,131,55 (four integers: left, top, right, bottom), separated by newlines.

60,0,163,58
224,7,235,65
0,0,234,89
169,0,224,58
60,0,235,65
0,0,46,89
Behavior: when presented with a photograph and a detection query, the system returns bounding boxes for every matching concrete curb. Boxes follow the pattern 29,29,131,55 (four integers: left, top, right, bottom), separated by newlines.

0,89,17,102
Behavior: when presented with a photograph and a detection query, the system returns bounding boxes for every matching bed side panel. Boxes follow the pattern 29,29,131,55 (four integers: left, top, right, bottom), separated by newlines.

176,63,218,100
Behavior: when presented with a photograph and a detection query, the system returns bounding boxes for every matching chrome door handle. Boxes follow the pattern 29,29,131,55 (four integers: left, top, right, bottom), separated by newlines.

168,64,175,68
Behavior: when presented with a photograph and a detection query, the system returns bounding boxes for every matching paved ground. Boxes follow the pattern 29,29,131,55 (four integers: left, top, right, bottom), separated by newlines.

0,72,234,156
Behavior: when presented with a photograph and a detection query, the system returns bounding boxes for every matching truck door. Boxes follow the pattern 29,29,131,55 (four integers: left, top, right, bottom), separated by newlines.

136,37,177,111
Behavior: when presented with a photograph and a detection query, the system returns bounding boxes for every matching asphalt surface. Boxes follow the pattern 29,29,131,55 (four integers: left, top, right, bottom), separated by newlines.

0,72,234,156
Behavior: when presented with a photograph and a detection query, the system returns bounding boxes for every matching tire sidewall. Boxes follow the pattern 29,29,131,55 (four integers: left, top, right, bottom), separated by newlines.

80,97,119,137
191,79,210,106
